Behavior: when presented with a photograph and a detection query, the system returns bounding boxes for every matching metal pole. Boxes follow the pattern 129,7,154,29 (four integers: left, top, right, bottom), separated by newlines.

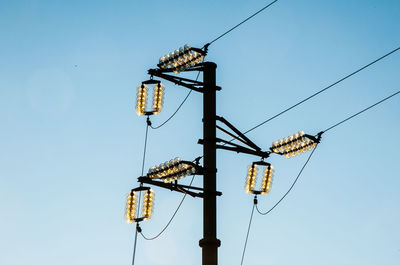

199,62,220,265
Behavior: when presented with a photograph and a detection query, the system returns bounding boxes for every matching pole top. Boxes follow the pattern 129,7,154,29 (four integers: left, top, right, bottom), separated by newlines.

202,61,217,69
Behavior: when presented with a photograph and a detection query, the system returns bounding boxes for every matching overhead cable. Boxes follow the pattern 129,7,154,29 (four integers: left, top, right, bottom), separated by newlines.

131,119,151,265
243,47,400,135
256,146,318,215
150,0,281,128
255,89,400,216
240,200,256,265
207,0,279,46
139,176,195,240
150,71,201,129
323,90,400,133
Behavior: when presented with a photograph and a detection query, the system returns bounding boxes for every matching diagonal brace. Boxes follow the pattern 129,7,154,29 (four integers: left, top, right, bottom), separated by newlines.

148,69,204,92
216,116,261,151
198,138,270,158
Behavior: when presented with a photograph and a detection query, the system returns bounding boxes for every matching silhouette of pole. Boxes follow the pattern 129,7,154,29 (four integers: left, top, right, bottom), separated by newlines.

199,62,221,265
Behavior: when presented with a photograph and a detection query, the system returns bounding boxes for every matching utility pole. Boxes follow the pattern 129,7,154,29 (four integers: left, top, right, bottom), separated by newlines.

199,62,220,265
129,44,321,265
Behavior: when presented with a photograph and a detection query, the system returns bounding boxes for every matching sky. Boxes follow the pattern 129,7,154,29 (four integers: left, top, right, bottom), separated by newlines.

0,0,399,265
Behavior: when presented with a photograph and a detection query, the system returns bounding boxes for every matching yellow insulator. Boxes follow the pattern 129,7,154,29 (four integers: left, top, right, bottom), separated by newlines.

261,164,274,195
245,164,258,193
136,84,148,116
147,158,194,183
125,191,137,224
272,131,318,157
142,189,154,221
158,45,204,71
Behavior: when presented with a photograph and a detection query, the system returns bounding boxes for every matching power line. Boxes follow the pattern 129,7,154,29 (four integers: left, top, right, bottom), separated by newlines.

149,1,279,129
139,176,195,240
149,0,280,129
148,1,279,129
238,91,398,265
150,71,201,129
150,90,192,129
137,119,151,217
256,146,318,215
131,119,151,265
323,90,400,133
254,89,400,217
207,0,279,46
131,225,139,265
240,200,256,265
140,119,151,176
243,47,400,135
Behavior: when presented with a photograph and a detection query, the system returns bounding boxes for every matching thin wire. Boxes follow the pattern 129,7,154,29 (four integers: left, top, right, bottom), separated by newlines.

256,146,318,215
207,0,279,45
131,120,150,265
140,175,195,240
240,202,256,265
323,90,400,133
150,90,192,129
131,226,139,265
254,90,400,217
137,121,150,216
243,47,400,135
140,120,150,176
150,71,201,129
151,0,278,128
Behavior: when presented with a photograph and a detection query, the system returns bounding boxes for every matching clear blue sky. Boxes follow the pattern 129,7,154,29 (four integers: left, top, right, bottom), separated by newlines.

1,1,399,265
